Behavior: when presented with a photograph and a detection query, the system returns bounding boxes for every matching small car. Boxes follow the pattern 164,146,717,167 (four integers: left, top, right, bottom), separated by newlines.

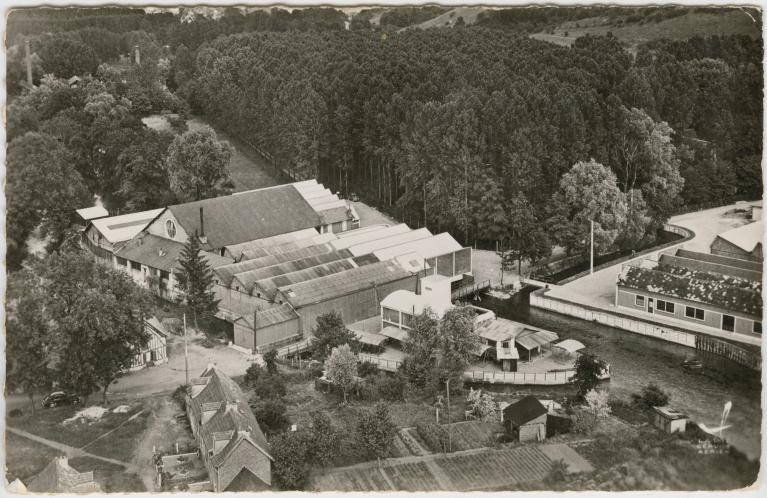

41,391,80,408
349,192,360,202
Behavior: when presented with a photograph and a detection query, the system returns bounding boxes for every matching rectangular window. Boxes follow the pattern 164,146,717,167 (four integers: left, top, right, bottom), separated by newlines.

722,315,735,332
635,295,645,307
160,270,170,280
656,300,675,314
130,260,141,271
685,306,705,320
382,307,400,326
754,322,762,335
116,257,127,266
401,312,414,329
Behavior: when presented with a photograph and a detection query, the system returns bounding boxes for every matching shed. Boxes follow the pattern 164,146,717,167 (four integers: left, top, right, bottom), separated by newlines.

653,406,689,434
515,328,559,362
502,396,548,442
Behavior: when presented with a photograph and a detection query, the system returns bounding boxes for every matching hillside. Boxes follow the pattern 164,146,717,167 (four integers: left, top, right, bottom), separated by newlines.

405,6,493,30
531,9,761,51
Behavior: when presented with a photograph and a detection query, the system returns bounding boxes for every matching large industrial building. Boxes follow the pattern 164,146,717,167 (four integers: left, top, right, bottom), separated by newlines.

79,180,474,353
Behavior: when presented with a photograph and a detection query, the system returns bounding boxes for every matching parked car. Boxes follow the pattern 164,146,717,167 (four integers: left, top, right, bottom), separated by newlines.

349,192,360,202
41,391,80,408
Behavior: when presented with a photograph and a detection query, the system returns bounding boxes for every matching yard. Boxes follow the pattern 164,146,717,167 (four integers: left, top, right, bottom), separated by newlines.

4,432,63,481
68,457,145,492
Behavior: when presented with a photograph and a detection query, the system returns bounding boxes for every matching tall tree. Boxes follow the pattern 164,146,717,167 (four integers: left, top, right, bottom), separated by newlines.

505,192,552,274
435,306,482,385
325,344,358,404
311,311,357,361
356,402,397,464
166,126,234,202
401,309,440,388
176,234,220,332
548,160,628,256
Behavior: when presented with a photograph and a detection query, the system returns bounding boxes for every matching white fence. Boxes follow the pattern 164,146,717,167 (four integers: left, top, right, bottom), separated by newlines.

530,292,697,348
463,369,576,385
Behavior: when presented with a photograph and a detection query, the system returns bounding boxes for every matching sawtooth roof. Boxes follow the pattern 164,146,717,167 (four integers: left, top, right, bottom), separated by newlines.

166,184,321,249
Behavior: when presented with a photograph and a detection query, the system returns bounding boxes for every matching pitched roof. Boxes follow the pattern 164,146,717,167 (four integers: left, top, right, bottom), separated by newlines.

253,259,357,300
166,184,321,249
227,250,353,291
279,260,414,308
515,328,558,350
115,233,234,272
715,222,764,253
191,366,271,460
89,208,164,244
26,457,101,493
503,396,548,426
318,206,354,225
330,224,408,250
234,304,298,328
223,228,319,256
373,232,463,261
224,467,270,492
476,318,520,343
618,265,762,316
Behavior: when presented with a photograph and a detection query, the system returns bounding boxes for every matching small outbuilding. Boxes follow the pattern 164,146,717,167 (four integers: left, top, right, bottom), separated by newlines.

652,406,689,434
502,395,548,442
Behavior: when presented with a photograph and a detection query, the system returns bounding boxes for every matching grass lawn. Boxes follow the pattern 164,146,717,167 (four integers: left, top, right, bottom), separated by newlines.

68,456,146,492
85,409,152,462
442,420,503,451
6,402,145,453
4,432,64,481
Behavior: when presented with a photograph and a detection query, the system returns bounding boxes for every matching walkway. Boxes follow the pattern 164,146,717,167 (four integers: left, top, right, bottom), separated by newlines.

7,427,136,471
310,443,592,491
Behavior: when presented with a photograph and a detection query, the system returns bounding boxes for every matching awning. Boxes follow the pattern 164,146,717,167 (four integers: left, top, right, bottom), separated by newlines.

380,326,409,342
554,339,585,353
355,330,388,346
515,328,558,350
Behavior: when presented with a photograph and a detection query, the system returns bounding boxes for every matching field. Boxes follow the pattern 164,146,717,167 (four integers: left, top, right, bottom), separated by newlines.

310,443,593,491
4,432,64,481
439,420,502,451
532,10,761,51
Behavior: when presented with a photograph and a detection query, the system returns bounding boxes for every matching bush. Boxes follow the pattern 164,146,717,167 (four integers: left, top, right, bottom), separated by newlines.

244,363,263,387
375,372,407,401
307,411,341,467
305,361,324,380
171,384,188,410
271,431,312,490
264,349,278,374
415,420,450,453
632,384,669,409
357,361,379,378
9,408,23,418
252,399,290,435
253,373,286,400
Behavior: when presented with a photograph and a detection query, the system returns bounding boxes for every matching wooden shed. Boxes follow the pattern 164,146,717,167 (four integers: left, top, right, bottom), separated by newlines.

502,396,548,443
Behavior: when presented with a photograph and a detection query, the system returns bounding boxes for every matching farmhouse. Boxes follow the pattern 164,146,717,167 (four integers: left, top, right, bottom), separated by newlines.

616,248,762,337
502,396,548,442
129,317,169,370
710,221,764,262
186,365,272,491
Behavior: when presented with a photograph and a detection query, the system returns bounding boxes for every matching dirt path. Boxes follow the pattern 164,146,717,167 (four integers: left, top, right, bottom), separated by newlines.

132,397,176,492
6,427,134,470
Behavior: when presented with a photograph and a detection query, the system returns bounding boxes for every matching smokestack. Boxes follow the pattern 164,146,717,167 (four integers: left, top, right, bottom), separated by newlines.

134,45,140,65
25,38,33,87
199,207,205,237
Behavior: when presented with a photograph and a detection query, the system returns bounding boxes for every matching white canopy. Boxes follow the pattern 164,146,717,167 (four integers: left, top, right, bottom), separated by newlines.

554,339,585,353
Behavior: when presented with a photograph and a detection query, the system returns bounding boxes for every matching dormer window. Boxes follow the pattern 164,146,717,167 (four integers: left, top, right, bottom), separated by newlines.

165,219,177,239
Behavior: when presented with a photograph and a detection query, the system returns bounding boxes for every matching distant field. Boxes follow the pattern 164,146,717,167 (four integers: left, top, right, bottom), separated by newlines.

406,7,492,31
532,10,762,50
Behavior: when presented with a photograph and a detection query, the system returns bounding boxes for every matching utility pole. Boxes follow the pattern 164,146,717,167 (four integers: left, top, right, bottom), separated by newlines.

590,219,594,275
24,38,33,87
183,313,189,386
445,378,452,452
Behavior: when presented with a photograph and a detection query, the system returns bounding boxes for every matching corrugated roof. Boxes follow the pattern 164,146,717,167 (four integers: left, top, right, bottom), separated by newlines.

76,205,109,221
618,265,762,316
476,318,520,343
115,233,234,272
330,224,410,250
223,228,318,258
280,260,414,308
229,250,353,292
216,244,336,286
349,228,432,257
253,259,357,300
90,208,164,244
374,232,463,261
515,329,559,350
715,222,764,253
235,305,299,328
166,184,321,249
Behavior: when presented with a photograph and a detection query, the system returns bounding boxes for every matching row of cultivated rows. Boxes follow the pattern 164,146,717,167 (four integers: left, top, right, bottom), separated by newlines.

312,444,561,491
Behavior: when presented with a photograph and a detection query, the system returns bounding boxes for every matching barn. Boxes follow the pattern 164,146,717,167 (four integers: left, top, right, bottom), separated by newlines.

502,396,548,443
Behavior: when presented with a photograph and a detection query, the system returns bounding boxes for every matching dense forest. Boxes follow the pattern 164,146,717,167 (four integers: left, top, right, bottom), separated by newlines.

5,6,763,269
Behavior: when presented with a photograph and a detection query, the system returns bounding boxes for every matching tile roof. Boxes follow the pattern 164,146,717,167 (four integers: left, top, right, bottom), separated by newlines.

503,396,548,426
166,184,321,249
715,221,764,253
190,366,271,461
89,208,164,244
618,265,762,316
280,260,414,308
115,233,234,272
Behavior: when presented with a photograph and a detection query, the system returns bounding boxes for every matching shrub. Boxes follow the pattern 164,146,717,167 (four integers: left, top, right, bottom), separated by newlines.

632,384,669,409
307,411,341,467
375,372,407,401
264,349,278,374
305,361,324,380
171,384,188,410
416,420,450,453
357,360,379,378
271,431,312,490
252,399,290,435
244,363,263,387
9,408,23,418
254,373,286,400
